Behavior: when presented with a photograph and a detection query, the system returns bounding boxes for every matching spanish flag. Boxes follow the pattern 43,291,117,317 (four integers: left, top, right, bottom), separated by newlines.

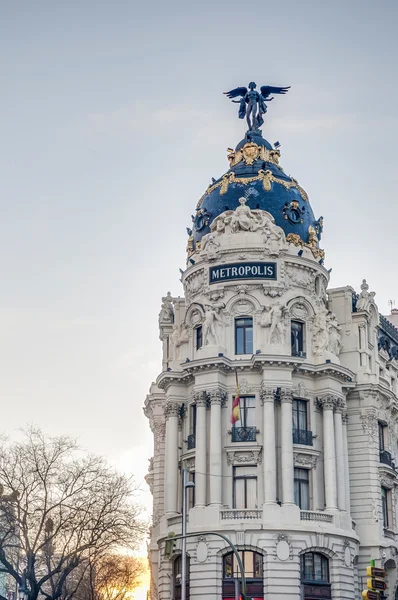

231,369,241,424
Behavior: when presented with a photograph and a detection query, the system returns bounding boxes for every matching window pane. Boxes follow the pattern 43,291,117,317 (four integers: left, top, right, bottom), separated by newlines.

314,554,322,581
234,478,245,509
196,326,202,350
246,477,257,509
304,553,313,580
245,326,253,354
254,553,263,578
236,327,244,354
224,553,233,578
244,551,254,577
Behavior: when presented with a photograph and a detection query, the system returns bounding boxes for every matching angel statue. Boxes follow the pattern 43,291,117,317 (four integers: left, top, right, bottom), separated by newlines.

224,82,290,131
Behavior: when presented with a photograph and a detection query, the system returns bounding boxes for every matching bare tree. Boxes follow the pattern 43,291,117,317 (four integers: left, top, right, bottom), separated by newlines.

0,428,145,600
62,554,145,600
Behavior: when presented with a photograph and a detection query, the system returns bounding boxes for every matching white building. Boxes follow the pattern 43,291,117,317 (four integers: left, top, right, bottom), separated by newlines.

144,103,398,600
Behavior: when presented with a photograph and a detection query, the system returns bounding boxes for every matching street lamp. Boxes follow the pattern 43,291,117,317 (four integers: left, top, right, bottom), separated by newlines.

18,570,28,600
181,468,194,600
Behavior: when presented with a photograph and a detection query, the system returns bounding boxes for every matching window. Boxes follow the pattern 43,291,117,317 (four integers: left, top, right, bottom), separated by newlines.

294,468,310,510
233,466,257,509
195,325,202,350
379,422,386,451
292,399,313,445
234,396,255,427
223,551,263,579
382,486,392,529
235,318,253,355
291,321,304,356
223,551,263,600
187,471,195,509
187,404,196,449
301,552,329,583
173,555,190,600
293,399,308,431
232,396,256,442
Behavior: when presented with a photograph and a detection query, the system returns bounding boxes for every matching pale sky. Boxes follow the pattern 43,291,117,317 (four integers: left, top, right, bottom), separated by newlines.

1,0,398,518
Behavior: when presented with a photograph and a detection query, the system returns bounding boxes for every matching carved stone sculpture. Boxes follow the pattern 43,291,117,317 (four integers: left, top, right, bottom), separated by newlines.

261,303,288,344
171,323,189,360
312,308,329,356
159,292,174,323
202,302,225,346
210,198,286,256
201,233,220,260
356,279,376,312
327,312,342,355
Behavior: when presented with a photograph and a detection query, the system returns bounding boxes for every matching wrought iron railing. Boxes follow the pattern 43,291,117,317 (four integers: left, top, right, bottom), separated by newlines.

293,428,313,446
300,510,333,523
221,509,262,520
231,426,257,442
380,449,393,467
291,348,306,358
187,434,196,450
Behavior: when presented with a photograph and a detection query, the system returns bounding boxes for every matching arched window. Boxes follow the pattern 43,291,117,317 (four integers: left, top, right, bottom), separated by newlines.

291,320,305,356
223,551,263,600
173,555,190,600
301,552,331,600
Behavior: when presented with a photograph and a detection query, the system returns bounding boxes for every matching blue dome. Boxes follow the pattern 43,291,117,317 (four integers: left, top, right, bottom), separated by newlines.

191,131,322,250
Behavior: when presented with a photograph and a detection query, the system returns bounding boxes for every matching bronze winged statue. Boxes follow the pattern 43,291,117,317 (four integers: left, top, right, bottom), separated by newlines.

224,82,290,131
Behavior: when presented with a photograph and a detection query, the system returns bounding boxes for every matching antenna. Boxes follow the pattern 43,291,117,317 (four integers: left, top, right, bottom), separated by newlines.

389,300,396,313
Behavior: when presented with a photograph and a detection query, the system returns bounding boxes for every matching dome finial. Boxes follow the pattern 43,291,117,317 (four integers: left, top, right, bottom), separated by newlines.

224,82,290,131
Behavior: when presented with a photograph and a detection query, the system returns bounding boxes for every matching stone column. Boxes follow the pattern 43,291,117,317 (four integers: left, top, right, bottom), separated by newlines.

342,412,351,514
317,395,338,510
195,391,207,507
281,388,294,504
334,401,346,512
261,386,277,504
209,388,225,505
164,403,180,515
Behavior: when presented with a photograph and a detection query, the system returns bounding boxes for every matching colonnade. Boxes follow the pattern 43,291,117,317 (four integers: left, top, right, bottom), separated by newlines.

163,386,350,515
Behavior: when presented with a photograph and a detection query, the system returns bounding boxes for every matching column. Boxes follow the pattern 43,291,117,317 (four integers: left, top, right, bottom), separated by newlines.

195,391,207,507
342,412,351,514
164,403,180,515
318,395,338,510
209,388,225,505
334,402,346,511
281,388,294,504
261,386,276,504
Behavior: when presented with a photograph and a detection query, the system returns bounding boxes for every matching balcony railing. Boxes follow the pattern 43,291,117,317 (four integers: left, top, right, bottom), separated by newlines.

221,509,262,520
300,510,333,524
293,428,313,446
291,348,306,358
380,449,393,467
187,434,196,450
232,426,257,442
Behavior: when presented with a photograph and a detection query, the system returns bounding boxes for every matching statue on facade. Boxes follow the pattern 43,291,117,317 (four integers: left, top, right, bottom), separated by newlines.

210,199,286,256
327,312,342,356
356,279,376,312
261,303,287,344
159,292,174,323
224,82,290,131
171,323,189,360
312,308,329,356
201,233,220,260
202,303,225,346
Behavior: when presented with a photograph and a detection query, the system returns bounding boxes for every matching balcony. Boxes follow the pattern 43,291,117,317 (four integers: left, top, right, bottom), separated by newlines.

293,428,313,446
380,449,394,467
300,510,333,524
221,509,262,520
187,434,196,450
232,426,257,443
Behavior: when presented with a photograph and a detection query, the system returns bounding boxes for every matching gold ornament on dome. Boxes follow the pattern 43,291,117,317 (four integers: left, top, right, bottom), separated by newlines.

226,142,283,169
196,169,308,209
286,229,325,260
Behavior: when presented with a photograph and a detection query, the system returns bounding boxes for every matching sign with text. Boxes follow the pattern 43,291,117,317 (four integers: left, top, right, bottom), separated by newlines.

209,262,277,284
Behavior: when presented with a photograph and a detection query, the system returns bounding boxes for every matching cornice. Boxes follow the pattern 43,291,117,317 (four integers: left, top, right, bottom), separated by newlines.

296,362,355,384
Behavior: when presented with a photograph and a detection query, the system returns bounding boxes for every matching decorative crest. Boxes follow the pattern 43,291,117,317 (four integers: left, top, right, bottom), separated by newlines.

224,82,290,131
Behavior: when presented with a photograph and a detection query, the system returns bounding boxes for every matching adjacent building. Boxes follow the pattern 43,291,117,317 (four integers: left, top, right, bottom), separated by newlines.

144,97,398,600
